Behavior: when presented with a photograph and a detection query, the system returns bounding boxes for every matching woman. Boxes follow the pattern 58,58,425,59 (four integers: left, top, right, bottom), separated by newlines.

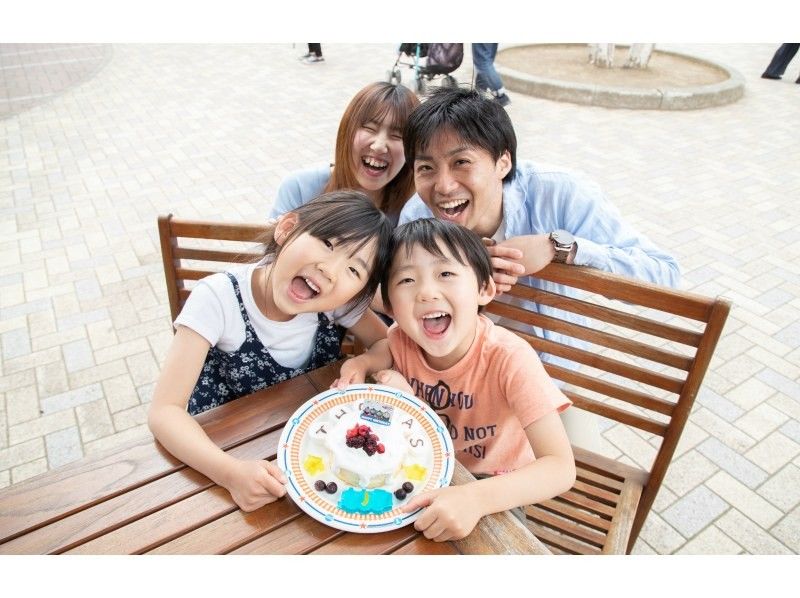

270,81,420,226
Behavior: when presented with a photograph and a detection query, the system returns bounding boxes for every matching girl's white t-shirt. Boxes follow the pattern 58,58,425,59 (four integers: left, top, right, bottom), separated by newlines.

174,262,364,369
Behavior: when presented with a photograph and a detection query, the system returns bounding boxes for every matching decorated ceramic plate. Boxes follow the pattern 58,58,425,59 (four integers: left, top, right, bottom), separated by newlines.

277,384,455,533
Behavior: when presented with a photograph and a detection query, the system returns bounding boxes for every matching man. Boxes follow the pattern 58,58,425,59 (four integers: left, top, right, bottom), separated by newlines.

398,86,680,449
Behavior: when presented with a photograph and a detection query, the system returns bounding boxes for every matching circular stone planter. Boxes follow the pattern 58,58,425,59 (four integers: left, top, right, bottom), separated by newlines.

496,44,745,110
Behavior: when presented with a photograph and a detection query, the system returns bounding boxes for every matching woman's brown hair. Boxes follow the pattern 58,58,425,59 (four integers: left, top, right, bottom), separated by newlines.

324,82,419,223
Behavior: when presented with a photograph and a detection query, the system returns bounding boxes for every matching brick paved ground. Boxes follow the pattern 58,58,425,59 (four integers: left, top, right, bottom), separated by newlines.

1,43,798,554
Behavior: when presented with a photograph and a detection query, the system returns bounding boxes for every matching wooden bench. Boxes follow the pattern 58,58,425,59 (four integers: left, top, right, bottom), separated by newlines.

158,214,731,554
485,264,730,553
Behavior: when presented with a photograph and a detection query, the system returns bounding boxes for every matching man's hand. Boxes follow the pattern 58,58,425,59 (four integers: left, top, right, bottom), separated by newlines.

373,369,414,394
401,485,483,542
483,239,525,295
224,459,287,512
485,235,559,293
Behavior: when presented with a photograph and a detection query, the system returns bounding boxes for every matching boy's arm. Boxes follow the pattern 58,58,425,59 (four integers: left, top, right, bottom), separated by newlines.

402,410,575,542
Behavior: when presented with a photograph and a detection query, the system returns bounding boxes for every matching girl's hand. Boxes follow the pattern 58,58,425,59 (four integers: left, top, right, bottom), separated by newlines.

483,239,525,295
224,459,287,512
400,485,483,542
374,369,414,395
331,356,369,390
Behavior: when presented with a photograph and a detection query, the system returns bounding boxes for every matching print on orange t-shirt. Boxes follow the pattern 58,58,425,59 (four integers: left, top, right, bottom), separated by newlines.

388,315,571,476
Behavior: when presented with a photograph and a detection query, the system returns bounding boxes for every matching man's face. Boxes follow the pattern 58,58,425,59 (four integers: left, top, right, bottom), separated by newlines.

413,128,511,238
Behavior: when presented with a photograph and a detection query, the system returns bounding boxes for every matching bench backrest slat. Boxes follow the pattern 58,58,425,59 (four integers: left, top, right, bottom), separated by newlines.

485,263,730,550
158,214,272,323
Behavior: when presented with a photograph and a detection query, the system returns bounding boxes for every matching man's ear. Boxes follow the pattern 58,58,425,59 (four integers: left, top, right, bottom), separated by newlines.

274,212,299,246
477,276,497,307
496,150,512,180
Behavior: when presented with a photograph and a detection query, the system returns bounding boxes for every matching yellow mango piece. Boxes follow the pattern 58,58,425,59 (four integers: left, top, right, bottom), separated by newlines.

303,454,325,475
402,463,428,481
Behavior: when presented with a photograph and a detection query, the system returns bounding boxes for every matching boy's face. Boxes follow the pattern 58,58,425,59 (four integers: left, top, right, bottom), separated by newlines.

387,240,495,370
413,128,511,239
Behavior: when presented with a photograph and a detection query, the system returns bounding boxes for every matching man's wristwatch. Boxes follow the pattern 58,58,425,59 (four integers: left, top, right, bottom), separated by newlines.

549,229,575,263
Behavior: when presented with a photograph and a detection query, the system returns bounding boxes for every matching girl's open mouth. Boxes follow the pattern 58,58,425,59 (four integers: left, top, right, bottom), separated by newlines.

421,312,451,337
290,276,320,300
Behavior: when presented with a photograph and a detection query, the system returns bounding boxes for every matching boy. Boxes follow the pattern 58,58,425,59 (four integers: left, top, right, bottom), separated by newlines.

335,219,575,542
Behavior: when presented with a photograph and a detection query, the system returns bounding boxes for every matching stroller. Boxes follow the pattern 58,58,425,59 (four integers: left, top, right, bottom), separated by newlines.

386,43,463,94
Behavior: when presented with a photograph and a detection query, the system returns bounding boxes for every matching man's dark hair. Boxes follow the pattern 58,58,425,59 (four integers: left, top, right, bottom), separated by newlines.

381,218,493,310
403,86,517,183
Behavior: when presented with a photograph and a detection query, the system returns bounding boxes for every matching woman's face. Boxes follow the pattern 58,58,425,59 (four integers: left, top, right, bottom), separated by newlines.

351,111,406,199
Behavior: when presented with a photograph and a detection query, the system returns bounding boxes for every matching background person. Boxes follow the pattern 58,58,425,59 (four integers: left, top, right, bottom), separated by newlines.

472,43,511,106
299,43,324,64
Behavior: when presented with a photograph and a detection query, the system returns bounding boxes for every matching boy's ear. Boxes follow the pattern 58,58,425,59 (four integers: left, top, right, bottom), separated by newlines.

274,212,299,246
477,276,497,307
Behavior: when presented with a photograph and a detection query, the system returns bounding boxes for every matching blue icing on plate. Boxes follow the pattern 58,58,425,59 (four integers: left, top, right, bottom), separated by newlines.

338,488,393,515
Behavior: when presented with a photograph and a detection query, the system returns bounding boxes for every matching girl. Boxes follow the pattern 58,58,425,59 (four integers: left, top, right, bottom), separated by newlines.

270,81,420,226
148,192,393,513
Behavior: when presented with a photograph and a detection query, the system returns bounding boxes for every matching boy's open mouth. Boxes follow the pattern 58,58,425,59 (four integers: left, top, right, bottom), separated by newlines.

362,156,388,174
421,312,451,336
291,276,320,300
438,199,469,218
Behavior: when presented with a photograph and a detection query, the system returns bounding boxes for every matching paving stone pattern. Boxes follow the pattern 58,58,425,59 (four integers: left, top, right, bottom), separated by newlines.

1,43,798,554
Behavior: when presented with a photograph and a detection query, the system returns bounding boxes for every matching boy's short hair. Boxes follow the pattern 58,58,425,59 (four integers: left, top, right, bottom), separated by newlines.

403,86,517,183
381,218,493,310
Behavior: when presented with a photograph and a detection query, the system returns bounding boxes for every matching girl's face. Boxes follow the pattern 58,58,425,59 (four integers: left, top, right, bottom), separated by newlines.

351,111,406,200
262,218,377,321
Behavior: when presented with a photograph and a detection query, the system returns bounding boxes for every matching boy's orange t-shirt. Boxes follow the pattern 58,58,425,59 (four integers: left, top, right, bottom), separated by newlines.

388,314,571,476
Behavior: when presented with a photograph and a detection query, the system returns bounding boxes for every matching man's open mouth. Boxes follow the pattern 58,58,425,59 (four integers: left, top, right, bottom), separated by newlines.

291,276,320,300
437,199,469,218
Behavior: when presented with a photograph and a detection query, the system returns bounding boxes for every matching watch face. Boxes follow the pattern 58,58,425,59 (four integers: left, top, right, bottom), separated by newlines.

552,229,575,246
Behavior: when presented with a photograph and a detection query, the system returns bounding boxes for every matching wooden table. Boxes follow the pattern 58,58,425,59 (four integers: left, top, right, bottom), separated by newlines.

0,361,549,555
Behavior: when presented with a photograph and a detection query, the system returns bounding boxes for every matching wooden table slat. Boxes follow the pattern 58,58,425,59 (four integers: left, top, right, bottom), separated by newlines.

229,515,344,555
1,429,280,554
65,486,236,555
391,536,461,555
0,374,315,544
309,525,420,555
147,497,301,554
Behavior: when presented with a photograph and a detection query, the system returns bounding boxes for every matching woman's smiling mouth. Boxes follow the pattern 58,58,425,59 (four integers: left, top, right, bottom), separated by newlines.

362,156,388,175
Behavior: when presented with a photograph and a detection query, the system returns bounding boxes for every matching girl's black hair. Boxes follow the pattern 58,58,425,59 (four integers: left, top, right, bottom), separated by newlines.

381,218,493,310
403,86,517,183
264,191,393,315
